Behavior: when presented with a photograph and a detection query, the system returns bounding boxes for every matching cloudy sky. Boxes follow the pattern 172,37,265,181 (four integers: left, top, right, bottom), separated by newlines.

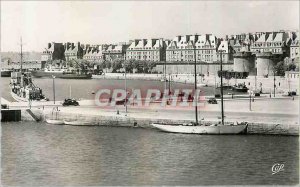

1,1,299,52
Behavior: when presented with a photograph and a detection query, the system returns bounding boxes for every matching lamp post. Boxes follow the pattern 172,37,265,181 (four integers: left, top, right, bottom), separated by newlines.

124,60,128,115
52,75,56,104
273,69,276,97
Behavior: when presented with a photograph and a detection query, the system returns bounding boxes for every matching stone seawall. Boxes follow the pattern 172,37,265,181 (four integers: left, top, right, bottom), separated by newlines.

22,109,299,136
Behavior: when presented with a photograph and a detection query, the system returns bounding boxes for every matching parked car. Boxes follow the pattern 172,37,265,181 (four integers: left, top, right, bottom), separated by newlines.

208,98,218,104
1,104,8,109
62,98,79,106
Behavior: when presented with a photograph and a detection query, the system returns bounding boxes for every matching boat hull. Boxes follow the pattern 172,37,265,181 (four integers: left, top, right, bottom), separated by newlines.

151,123,248,134
10,88,48,102
46,119,64,125
63,120,93,126
31,70,92,79
1,70,12,77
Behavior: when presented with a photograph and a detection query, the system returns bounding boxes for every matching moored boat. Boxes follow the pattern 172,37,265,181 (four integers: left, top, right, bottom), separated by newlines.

46,119,64,125
232,83,249,92
9,38,48,102
151,48,248,135
31,67,92,79
1,69,12,77
151,123,248,134
63,120,93,126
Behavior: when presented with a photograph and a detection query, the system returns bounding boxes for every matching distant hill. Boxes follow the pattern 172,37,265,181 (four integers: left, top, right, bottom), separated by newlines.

1,51,42,62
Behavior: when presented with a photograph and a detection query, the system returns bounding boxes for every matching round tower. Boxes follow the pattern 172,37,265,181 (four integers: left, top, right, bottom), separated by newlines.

233,51,254,73
256,52,275,76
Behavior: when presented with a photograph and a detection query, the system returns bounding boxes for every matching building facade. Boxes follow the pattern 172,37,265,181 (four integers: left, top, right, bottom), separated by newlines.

103,44,128,61
166,34,223,63
64,42,84,61
126,39,166,62
83,45,106,63
250,32,290,56
41,42,65,62
290,32,299,62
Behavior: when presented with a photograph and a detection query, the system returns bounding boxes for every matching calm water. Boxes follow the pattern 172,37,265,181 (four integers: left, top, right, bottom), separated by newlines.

1,122,298,186
1,77,243,102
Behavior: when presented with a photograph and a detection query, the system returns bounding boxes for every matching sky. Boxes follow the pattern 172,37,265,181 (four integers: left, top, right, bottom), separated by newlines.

1,1,299,52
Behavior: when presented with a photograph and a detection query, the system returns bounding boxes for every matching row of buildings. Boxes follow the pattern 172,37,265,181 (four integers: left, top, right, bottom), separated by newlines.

41,30,299,65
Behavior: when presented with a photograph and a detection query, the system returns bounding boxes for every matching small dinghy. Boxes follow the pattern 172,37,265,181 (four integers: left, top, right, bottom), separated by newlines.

63,120,93,126
46,119,64,125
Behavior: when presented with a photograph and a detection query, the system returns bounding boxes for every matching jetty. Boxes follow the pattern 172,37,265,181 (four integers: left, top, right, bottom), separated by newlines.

2,95,298,136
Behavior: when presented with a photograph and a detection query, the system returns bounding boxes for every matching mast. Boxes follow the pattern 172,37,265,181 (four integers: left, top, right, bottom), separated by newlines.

124,60,127,115
220,50,224,125
164,58,167,91
69,85,72,98
20,37,23,73
193,43,198,125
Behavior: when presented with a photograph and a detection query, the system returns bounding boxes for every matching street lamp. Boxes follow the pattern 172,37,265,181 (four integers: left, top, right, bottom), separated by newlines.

52,75,56,104
123,60,128,115
273,69,276,97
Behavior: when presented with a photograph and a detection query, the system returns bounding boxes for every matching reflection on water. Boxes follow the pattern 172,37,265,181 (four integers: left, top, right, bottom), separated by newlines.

1,122,298,186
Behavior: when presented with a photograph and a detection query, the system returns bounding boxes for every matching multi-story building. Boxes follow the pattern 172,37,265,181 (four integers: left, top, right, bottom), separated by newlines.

103,43,128,61
216,40,234,63
290,32,299,62
125,38,166,62
250,32,291,56
83,46,104,63
41,42,65,62
166,34,221,63
226,33,255,53
64,42,84,61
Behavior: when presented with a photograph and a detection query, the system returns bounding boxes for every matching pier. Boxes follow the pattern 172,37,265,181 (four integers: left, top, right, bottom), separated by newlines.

3,96,298,136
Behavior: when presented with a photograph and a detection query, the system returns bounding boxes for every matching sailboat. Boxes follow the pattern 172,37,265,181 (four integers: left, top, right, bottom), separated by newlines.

9,38,48,102
151,45,248,135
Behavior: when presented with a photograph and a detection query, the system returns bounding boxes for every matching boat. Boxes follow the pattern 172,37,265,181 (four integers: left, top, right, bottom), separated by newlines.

232,83,249,92
63,120,93,126
10,72,48,102
9,38,48,102
151,48,248,135
151,122,248,134
32,67,92,79
46,119,64,125
1,69,12,77
45,107,63,125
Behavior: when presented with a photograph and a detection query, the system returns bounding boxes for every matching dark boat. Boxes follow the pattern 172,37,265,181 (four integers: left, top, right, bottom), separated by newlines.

1,69,12,77
232,83,249,92
31,67,92,79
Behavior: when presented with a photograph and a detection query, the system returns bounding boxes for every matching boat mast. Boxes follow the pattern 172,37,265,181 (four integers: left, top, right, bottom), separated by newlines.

220,50,224,125
193,43,198,125
20,37,23,73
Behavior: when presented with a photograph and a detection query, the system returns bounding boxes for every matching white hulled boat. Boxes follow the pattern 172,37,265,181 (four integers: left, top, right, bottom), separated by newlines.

9,38,48,102
151,47,248,135
63,120,93,126
151,122,248,134
46,119,64,125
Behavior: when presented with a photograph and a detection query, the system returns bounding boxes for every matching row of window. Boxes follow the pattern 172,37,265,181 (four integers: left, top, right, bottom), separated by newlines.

167,50,215,54
168,45,216,49
127,51,160,55
128,47,160,50
253,42,283,47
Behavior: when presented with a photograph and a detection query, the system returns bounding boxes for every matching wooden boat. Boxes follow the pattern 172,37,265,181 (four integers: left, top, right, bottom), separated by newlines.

151,123,248,134
46,119,64,125
63,120,93,126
